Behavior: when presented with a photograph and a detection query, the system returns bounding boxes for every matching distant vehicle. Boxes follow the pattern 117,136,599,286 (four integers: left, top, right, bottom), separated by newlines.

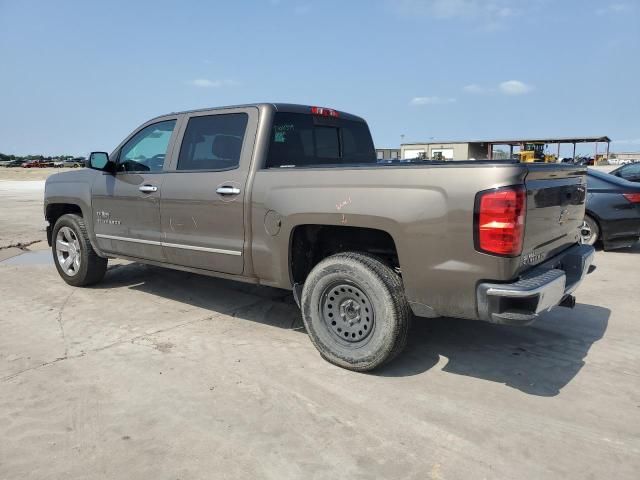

23,159,56,168
3,160,23,167
610,162,640,183
63,159,84,168
53,160,65,168
516,143,557,163
616,159,635,165
583,169,640,249
574,157,595,166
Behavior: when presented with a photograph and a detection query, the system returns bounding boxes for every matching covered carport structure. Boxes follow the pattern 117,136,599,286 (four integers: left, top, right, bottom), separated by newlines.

486,135,611,161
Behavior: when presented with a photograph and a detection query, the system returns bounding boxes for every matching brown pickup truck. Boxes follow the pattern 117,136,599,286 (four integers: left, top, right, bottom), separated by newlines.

44,103,594,371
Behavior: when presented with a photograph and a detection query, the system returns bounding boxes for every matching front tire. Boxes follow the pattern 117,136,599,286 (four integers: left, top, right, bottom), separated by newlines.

301,252,411,372
52,214,107,286
581,215,599,246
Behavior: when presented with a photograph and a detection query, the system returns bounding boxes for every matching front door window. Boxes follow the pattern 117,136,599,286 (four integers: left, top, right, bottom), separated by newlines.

118,120,176,172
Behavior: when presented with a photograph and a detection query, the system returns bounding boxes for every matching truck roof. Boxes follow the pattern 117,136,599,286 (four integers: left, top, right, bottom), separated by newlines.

153,103,366,123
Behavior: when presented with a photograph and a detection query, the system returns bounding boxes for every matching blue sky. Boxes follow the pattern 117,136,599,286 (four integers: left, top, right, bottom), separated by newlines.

0,0,638,156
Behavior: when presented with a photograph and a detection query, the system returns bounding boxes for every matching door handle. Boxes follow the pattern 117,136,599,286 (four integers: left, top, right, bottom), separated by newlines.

139,185,158,193
216,186,241,195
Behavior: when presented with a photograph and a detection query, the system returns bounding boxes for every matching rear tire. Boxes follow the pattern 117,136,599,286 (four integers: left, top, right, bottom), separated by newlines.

581,215,599,246
301,252,411,372
52,214,107,287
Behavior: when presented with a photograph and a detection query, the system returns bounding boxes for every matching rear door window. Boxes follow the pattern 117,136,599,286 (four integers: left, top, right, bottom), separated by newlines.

265,112,375,168
177,113,248,171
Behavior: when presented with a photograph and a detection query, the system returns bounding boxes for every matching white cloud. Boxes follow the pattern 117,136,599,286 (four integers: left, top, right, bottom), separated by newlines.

393,0,519,20
596,3,631,15
188,78,237,88
463,83,489,94
410,96,457,106
498,80,533,95
463,80,533,95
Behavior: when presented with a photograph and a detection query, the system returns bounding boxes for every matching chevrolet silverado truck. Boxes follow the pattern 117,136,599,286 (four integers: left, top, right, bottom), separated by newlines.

44,103,595,371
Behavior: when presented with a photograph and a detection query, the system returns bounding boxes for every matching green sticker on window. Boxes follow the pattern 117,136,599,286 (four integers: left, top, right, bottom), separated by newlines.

274,124,294,143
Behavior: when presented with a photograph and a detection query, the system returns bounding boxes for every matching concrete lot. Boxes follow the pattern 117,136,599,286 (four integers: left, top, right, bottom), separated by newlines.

1,173,639,479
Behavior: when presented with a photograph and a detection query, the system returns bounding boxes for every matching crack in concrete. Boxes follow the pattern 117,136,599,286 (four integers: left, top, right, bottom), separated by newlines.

1,297,270,382
0,239,42,251
56,290,75,360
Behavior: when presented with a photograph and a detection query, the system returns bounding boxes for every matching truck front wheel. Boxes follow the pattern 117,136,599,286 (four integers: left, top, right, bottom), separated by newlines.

52,214,107,287
301,252,411,371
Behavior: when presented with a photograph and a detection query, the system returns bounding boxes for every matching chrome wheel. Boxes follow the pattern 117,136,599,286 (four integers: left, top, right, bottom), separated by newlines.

56,226,81,276
580,216,598,246
321,282,374,344
580,220,592,243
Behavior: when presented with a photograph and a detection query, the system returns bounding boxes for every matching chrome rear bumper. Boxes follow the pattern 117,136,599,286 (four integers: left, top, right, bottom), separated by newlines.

476,244,595,325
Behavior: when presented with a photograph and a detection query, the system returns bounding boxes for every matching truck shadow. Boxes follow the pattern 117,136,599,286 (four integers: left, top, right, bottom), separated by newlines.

99,262,609,397
378,305,610,396
605,241,640,254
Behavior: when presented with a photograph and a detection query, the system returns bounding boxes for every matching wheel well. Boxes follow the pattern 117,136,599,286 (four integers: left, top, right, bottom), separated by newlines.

290,225,399,285
46,204,82,244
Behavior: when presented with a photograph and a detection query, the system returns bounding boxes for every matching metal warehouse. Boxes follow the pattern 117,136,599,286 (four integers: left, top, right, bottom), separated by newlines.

400,136,611,161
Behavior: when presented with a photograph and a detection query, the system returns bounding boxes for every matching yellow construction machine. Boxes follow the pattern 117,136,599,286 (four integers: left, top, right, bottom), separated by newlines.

517,143,557,163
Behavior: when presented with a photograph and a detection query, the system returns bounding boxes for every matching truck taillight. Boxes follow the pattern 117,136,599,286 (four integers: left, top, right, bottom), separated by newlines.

475,186,526,256
623,193,640,203
310,106,339,118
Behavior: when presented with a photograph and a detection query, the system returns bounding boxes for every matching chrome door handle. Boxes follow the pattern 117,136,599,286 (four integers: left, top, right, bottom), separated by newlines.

139,185,158,193
216,186,241,195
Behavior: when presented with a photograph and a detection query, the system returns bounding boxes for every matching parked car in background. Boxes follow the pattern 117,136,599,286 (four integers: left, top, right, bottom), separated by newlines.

24,159,56,168
63,158,84,168
22,160,42,168
3,160,24,167
610,162,640,183
582,169,640,249
53,160,65,168
574,157,595,166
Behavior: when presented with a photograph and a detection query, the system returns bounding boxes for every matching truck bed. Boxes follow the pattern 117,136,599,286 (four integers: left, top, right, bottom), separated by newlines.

250,161,587,320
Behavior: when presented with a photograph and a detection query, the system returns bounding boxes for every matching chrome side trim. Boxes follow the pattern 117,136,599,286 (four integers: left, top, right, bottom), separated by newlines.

96,233,162,246
96,234,242,256
161,241,242,256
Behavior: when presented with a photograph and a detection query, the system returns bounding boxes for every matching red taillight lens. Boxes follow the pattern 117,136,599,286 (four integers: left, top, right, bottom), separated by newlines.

476,186,526,256
310,106,339,117
623,193,640,203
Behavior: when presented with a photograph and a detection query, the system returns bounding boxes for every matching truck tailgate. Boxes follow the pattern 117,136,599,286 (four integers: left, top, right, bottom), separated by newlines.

519,165,587,271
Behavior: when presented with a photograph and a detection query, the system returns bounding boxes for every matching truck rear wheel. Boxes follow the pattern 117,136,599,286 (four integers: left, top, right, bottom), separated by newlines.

300,252,411,371
52,214,107,287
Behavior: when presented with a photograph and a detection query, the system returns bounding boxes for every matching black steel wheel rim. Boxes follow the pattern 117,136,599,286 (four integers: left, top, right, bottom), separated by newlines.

320,282,375,344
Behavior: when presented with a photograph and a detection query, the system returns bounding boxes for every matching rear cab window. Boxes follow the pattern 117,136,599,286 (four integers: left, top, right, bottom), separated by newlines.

265,112,376,168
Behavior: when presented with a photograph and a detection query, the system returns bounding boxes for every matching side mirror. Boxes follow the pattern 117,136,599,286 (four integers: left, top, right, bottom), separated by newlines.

88,152,113,172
